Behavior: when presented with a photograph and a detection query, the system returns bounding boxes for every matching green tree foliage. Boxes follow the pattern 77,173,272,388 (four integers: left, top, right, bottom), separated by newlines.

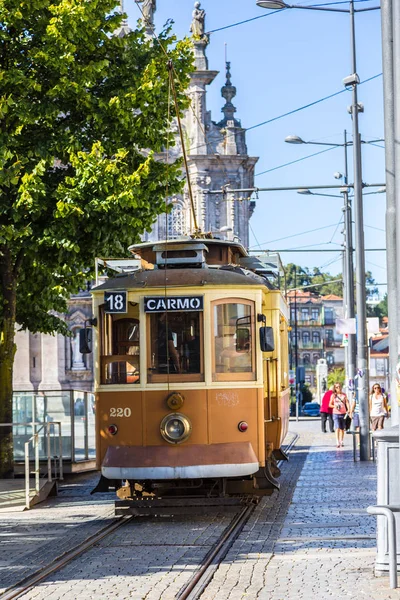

0,0,193,475
327,368,345,388
367,293,388,319
286,263,378,299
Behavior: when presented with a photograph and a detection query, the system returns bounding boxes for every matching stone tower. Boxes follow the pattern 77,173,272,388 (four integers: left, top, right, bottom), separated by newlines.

144,2,258,248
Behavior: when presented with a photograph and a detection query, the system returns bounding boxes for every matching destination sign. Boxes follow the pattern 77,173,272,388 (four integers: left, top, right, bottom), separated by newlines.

144,296,204,313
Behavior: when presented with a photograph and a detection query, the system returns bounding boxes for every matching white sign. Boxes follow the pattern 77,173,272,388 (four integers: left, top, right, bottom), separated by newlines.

336,318,356,334
367,317,380,337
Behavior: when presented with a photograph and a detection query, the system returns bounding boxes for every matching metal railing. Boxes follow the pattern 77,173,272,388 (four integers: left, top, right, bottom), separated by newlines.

13,389,95,462
0,421,63,509
367,505,398,589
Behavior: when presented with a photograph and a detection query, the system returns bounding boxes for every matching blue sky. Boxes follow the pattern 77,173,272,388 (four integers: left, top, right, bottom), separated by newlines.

125,0,386,295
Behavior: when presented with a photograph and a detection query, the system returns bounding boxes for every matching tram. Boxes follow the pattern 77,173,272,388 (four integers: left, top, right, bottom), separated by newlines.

86,237,290,500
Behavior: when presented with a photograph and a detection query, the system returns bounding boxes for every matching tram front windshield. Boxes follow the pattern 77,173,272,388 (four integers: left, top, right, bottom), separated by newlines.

148,312,201,379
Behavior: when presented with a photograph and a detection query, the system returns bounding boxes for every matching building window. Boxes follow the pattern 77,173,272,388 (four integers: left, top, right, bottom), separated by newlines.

313,353,320,365
301,308,309,320
303,332,310,343
303,354,310,365
167,199,187,238
326,329,334,340
311,308,319,320
325,309,335,325
326,352,335,366
312,331,320,343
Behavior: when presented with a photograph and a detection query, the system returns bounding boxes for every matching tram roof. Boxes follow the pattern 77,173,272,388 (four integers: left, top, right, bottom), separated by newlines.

93,265,269,291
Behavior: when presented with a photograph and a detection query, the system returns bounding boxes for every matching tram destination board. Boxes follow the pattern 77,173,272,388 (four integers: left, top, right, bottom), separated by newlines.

104,291,127,313
144,296,204,313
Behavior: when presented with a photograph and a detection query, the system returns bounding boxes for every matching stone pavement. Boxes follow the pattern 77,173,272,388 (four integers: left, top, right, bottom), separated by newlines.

201,420,397,600
1,420,398,600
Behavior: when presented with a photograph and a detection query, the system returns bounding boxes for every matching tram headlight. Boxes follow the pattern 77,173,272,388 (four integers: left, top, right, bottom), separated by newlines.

160,413,192,444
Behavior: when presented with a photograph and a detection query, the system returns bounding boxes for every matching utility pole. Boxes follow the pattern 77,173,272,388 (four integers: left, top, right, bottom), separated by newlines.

381,0,398,426
349,0,369,460
342,130,356,403
294,270,299,421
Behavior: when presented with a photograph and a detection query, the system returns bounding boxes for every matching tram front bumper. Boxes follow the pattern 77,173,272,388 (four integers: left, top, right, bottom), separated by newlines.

101,442,259,480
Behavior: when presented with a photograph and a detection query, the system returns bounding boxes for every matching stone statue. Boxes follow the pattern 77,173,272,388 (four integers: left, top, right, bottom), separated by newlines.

71,330,85,370
190,2,205,38
137,0,156,27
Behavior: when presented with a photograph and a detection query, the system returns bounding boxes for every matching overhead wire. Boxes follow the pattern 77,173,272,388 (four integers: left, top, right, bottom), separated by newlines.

318,252,343,269
205,0,376,35
249,221,263,250
255,146,337,177
329,216,344,243
246,73,382,133
249,222,341,248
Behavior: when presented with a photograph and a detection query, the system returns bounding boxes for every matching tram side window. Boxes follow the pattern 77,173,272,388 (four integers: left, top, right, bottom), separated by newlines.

213,301,255,381
100,305,140,384
148,312,202,382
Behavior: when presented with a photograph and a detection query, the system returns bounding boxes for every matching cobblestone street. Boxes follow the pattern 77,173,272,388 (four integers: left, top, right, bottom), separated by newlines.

1,420,398,599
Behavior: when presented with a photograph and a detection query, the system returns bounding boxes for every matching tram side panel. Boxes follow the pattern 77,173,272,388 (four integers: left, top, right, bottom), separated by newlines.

262,292,290,456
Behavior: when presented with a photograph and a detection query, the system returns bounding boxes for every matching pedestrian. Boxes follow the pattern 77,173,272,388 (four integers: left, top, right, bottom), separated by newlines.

369,383,388,431
320,386,334,433
329,382,350,448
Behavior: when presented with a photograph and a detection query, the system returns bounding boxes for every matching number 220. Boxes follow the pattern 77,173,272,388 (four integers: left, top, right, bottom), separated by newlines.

110,407,131,417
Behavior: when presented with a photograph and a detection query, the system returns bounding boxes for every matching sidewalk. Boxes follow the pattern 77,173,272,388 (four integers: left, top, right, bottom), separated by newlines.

202,419,396,600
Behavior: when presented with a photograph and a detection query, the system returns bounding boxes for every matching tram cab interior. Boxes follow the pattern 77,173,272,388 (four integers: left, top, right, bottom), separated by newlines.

88,238,290,499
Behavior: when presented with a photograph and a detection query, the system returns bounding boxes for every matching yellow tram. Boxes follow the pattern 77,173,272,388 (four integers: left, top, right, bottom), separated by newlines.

87,237,290,499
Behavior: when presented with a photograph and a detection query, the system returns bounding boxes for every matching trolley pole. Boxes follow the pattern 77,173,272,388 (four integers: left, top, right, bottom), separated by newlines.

349,0,369,460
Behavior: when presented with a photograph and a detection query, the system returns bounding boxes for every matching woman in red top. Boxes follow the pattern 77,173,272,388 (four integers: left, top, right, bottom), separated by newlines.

320,386,334,433
329,382,350,448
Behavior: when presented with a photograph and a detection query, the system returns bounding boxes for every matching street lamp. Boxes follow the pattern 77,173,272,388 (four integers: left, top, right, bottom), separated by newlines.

256,0,381,460
297,189,343,199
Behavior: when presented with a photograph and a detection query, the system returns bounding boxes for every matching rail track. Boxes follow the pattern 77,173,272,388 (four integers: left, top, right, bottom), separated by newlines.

1,433,299,600
0,515,134,600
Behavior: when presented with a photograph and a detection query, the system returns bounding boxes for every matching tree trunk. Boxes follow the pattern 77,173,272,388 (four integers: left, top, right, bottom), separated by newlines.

0,248,17,478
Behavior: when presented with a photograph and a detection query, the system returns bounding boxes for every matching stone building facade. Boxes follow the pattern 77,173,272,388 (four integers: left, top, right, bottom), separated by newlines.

287,291,345,389
12,3,258,392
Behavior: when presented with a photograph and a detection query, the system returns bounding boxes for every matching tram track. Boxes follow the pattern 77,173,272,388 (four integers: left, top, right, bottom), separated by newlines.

177,431,300,600
0,515,134,600
177,499,256,600
1,433,300,600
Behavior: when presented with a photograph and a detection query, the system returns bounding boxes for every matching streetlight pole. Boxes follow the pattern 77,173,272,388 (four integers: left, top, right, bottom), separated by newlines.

348,0,369,461
341,130,356,408
294,270,299,421
380,0,398,426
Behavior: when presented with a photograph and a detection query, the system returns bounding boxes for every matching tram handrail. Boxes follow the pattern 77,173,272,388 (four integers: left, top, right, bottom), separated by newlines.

0,421,63,509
